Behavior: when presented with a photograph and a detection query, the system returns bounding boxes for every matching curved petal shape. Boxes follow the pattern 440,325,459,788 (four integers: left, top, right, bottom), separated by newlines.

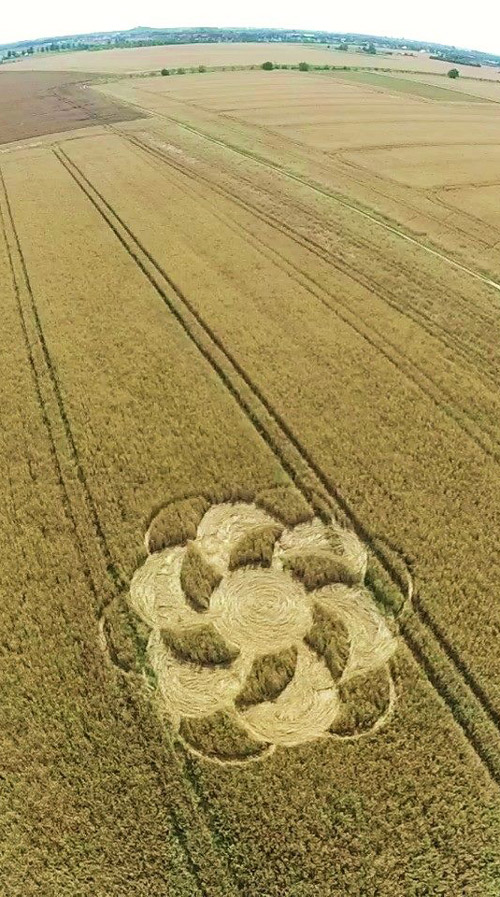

239,644,340,746
304,603,350,681
130,546,202,631
180,542,221,612
195,502,277,575
330,665,393,738
145,496,210,554
149,630,251,727
161,623,240,666
274,518,367,580
315,584,396,678
229,523,283,570
236,645,297,708
274,518,332,562
340,529,368,580
130,499,397,760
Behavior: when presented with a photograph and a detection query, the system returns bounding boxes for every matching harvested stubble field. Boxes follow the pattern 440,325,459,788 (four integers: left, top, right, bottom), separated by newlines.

5,40,500,80
101,68,500,274
2,56,500,896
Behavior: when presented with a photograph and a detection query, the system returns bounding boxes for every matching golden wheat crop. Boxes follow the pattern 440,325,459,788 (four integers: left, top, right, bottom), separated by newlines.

101,69,500,274
2,59,500,896
57,129,500,721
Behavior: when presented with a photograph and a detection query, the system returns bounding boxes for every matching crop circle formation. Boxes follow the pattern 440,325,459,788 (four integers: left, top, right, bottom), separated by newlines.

130,500,397,763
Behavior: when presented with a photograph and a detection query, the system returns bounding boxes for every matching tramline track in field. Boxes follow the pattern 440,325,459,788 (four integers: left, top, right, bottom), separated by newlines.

111,96,500,294
120,125,500,390
117,129,500,463
54,143,500,786
0,161,246,897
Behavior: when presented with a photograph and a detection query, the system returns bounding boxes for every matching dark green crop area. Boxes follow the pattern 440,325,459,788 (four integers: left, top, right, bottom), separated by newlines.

326,69,488,101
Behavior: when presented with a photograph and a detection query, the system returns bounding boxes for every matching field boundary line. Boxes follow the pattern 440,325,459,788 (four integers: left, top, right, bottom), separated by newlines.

411,599,500,728
120,131,500,463
55,144,500,786
65,135,500,749
56,146,399,554
122,128,500,391
0,164,240,897
53,147,337,519
114,136,500,737
194,108,500,320
215,107,496,255
316,67,500,105
143,108,500,295
333,152,495,249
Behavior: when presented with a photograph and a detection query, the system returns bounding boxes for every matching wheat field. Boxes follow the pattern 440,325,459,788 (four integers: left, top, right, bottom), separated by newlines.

2,51,500,895
6,41,500,77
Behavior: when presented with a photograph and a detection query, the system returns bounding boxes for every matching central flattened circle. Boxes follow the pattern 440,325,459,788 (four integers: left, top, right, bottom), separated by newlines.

210,567,312,654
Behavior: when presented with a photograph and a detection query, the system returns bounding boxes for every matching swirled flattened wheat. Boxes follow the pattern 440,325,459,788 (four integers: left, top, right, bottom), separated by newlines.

274,518,367,579
274,518,333,560
128,501,397,761
130,546,203,631
149,629,251,726
339,529,368,580
241,644,340,746
315,584,396,678
210,567,312,654
196,502,276,574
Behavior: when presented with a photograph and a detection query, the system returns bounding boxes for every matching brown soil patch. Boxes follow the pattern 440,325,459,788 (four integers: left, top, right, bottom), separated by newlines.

0,71,142,144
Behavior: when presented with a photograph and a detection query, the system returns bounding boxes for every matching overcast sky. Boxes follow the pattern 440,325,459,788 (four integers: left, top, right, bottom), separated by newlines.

2,0,500,54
